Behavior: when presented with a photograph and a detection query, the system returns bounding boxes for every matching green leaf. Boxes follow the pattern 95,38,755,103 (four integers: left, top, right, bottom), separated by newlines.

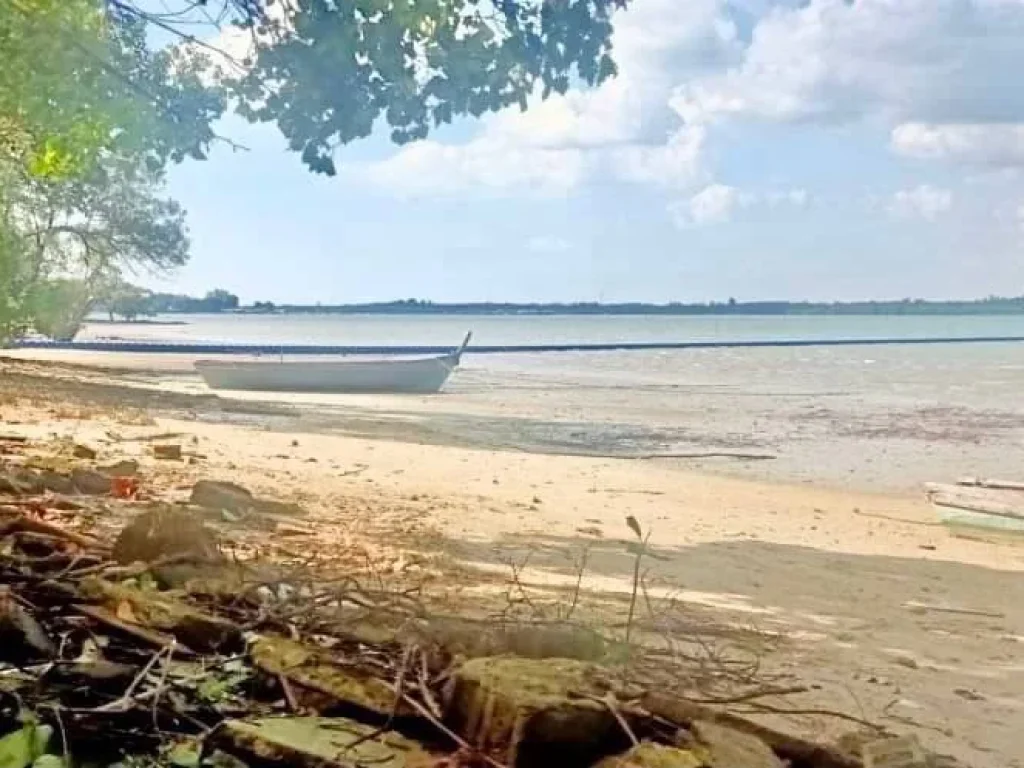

0,720,53,768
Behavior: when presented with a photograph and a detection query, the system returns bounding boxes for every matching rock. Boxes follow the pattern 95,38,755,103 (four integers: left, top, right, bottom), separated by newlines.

207,717,432,768
417,619,607,662
444,656,630,768
595,742,705,768
153,444,182,460
112,507,221,566
190,480,255,513
72,444,97,460
190,479,306,517
860,735,925,768
253,498,306,517
38,470,75,495
100,460,139,477
0,469,43,495
251,635,406,717
0,587,55,662
689,721,784,768
71,468,112,495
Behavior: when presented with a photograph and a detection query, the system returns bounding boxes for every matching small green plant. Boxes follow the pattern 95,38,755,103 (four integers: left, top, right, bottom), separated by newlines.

624,515,649,645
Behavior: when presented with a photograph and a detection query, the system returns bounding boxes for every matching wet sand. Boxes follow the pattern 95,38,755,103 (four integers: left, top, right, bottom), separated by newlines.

2,352,1023,766
8,343,1024,492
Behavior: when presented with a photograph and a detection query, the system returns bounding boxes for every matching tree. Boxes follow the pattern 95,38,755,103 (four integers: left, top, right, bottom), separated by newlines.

29,278,94,340
101,281,154,321
1,2,227,180
202,289,240,312
109,0,628,175
0,0,213,342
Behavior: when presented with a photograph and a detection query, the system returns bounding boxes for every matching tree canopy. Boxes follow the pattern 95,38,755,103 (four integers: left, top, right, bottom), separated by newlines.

115,0,628,175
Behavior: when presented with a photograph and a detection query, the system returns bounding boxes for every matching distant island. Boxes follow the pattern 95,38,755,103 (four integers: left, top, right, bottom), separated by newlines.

97,290,1024,320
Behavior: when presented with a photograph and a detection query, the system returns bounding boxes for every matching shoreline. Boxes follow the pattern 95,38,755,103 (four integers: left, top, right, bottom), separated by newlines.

6,346,1024,495
1,355,1023,766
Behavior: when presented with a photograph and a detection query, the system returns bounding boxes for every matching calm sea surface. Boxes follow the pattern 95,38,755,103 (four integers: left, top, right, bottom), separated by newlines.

62,313,1024,488
78,312,1024,347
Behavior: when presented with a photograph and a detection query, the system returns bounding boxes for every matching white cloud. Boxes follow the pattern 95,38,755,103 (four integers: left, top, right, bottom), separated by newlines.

766,188,809,208
526,236,573,253
891,123,1024,168
673,0,1024,128
670,183,811,227
685,183,740,225
888,185,954,221
357,0,746,196
611,125,708,188
360,140,586,198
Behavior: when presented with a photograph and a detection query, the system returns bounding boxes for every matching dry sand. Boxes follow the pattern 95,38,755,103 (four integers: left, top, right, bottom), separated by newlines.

1,354,1023,767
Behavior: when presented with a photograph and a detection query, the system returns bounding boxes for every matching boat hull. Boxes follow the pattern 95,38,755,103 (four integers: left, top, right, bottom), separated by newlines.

931,504,1024,544
925,481,1024,544
195,353,459,394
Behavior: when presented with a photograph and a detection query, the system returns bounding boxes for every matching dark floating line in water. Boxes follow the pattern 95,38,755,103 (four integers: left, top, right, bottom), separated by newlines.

11,335,1024,355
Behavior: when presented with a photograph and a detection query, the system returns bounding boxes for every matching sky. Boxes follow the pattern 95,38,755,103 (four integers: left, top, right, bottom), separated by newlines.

153,0,1024,305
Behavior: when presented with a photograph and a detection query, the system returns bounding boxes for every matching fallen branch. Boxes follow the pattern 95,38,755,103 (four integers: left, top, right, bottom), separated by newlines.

0,511,105,550
73,604,193,654
634,452,776,461
97,643,176,712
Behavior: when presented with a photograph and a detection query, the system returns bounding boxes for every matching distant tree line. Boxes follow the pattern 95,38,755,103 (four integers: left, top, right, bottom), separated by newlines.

230,296,1024,317
86,291,1024,324
96,286,239,321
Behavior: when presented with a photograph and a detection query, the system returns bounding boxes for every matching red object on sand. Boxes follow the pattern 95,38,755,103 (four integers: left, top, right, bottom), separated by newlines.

111,476,139,499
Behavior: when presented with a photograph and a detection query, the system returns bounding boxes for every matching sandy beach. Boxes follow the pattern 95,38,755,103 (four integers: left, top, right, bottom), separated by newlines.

2,351,1023,767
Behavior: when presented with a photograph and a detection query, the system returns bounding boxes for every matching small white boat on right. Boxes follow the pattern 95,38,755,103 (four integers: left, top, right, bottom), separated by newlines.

925,478,1024,543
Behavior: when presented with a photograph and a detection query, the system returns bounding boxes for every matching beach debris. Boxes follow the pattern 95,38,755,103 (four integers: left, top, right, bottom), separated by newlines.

111,476,139,499
78,578,243,653
108,430,187,443
207,717,432,768
0,433,905,768
444,656,631,767
153,443,183,461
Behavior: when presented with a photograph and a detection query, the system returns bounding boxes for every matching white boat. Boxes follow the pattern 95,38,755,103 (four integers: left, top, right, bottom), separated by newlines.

195,333,472,394
925,478,1024,543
